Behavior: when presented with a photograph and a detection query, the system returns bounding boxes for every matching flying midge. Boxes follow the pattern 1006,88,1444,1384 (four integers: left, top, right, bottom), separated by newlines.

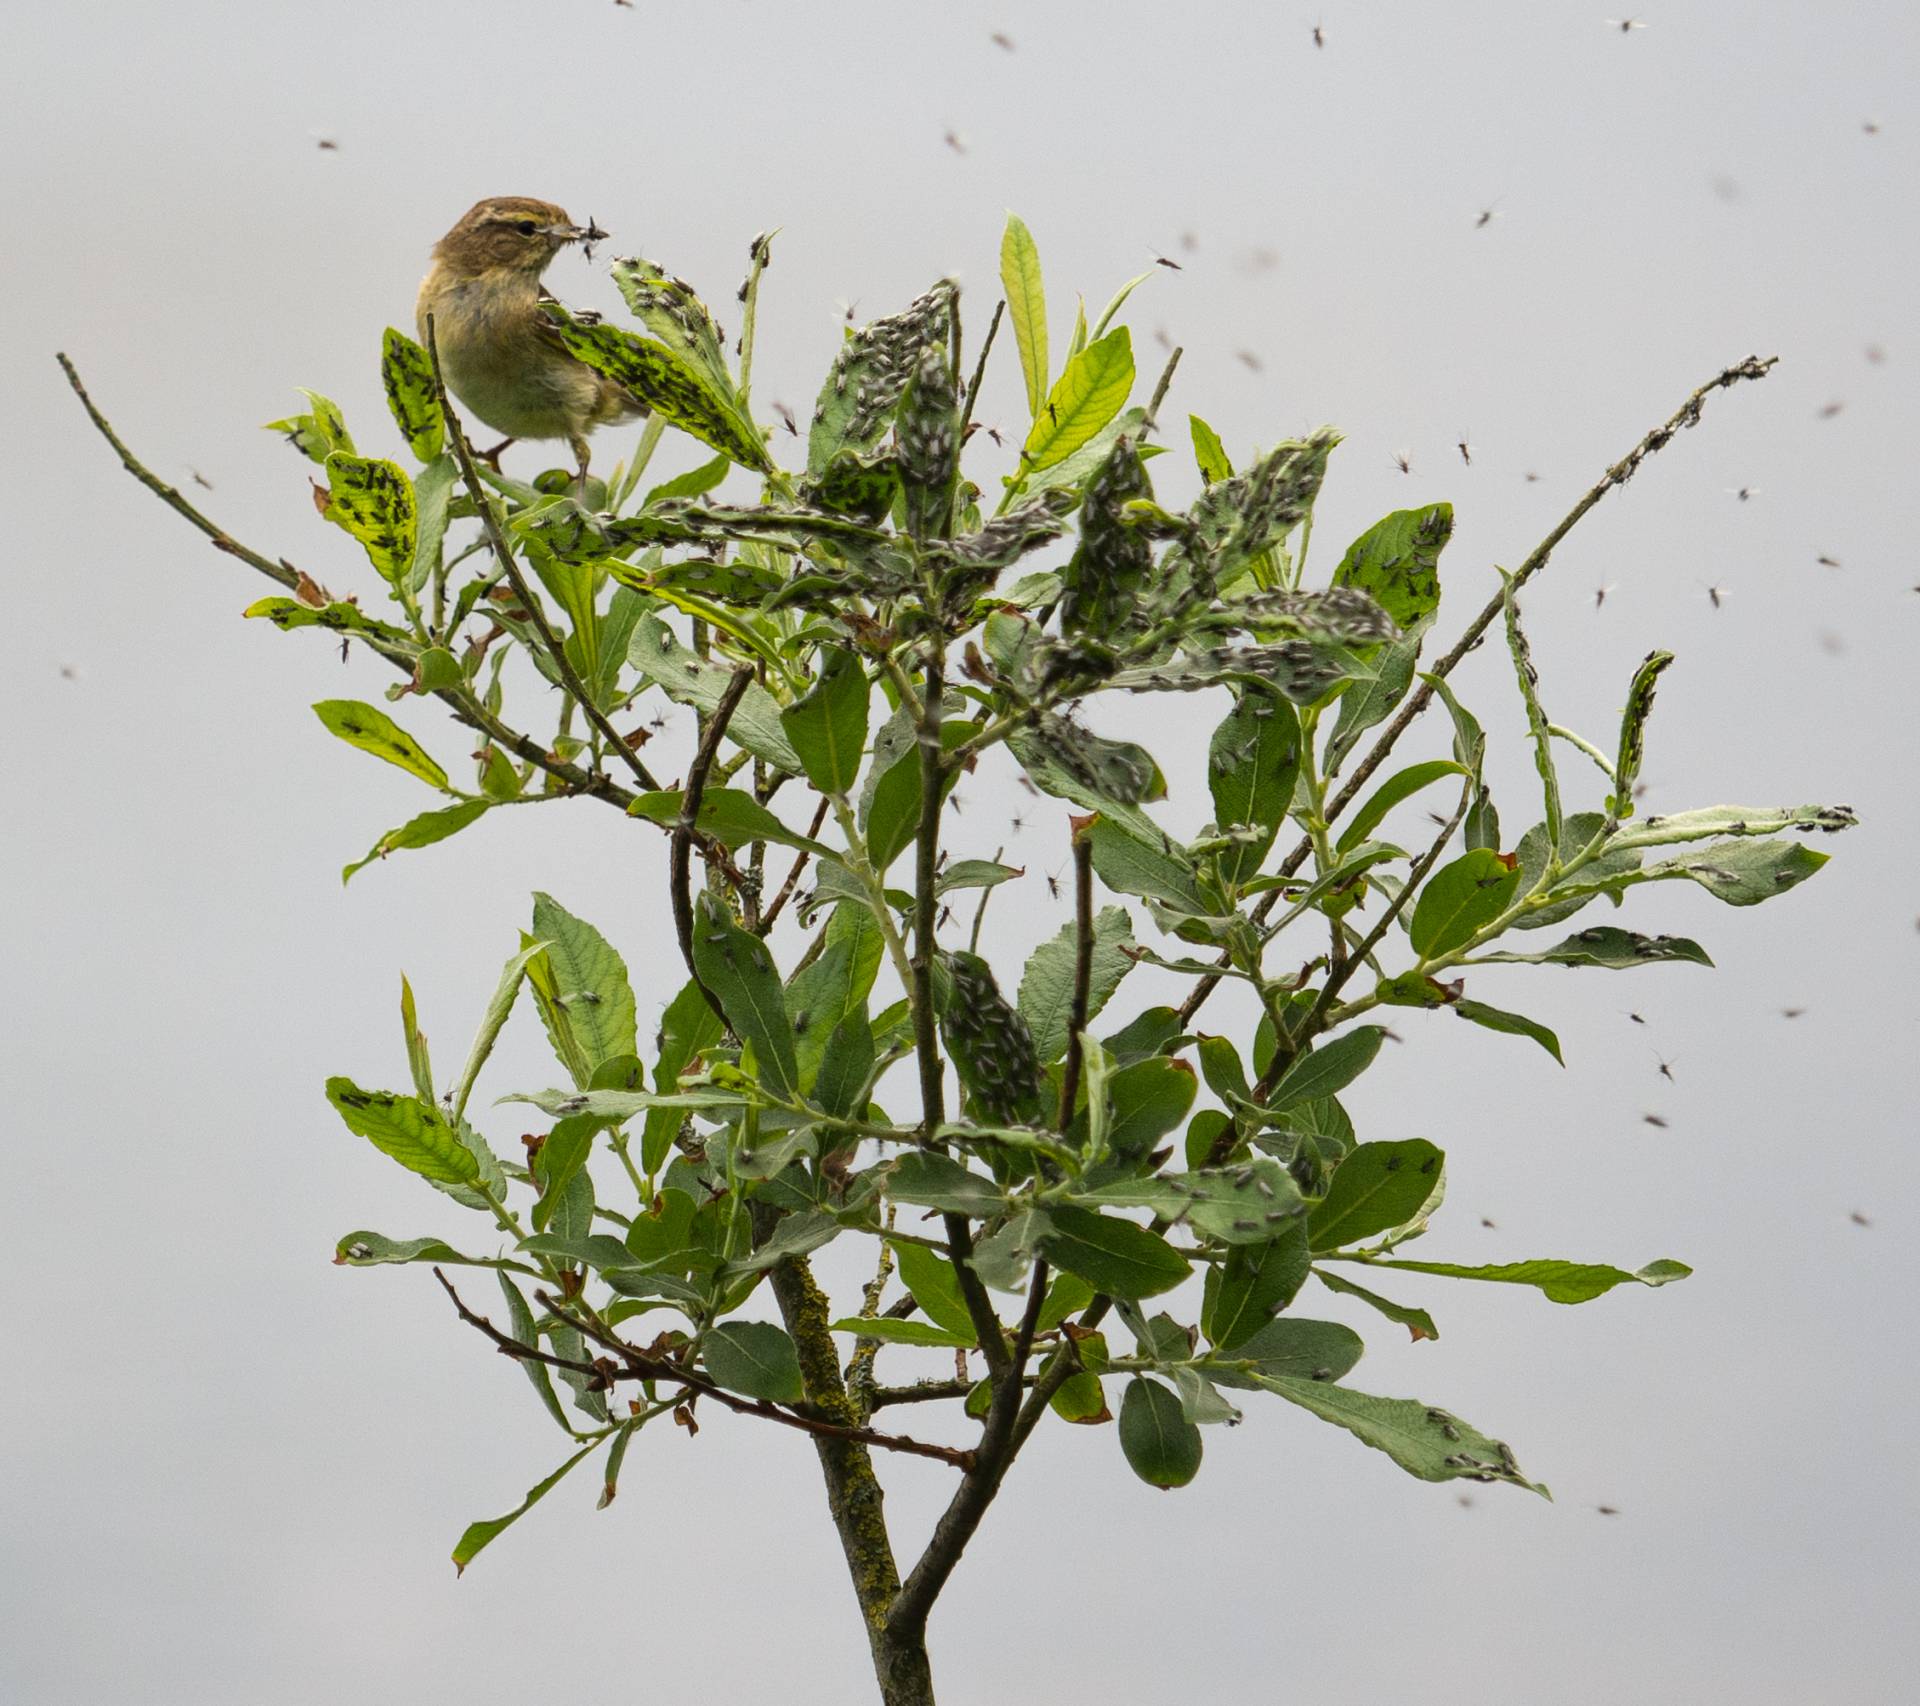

990,31,1015,50
1781,1006,1806,1019
1237,350,1264,373
1475,206,1500,229
1817,555,1842,568
1706,584,1729,608
1850,1210,1871,1227
1642,1113,1669,1129
1153,253,1184,271
1627,1012,1646,1025
1457,434,1473,464
1818,400,1845,419
1605,18,1647,32
1392,449,1414,474
943,130,968,154
1595,1505,1622,1516
1594,582,1618,610
1729,485,1759,501
1045,868,1063,901
771,400,798,436
1655,1052,1677,1082
1312,21,1326,47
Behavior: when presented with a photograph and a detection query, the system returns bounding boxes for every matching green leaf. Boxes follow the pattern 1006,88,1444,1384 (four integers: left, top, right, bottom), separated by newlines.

808,279,955,472
628,787,833,857
541,302,769,472
1324,616,1433,777
341,799,488,883
1309,1140,1446,1252
938,859,1024,897
1451,998,1564,1063
325,1078,479,1189
891,1240,981,1341
323,452,417,585
1512,812,1639,930
1346,1256,1691,1304
1609,650,1674,818
1085,816,1207,914
1331,504,1450,630
780,647,870,795
497,1272,574,1434
332,1231,521,1270
1314,1267,1438,1341
1265,1027,1385,1115
1474,926,1713,970
863,719,969,873
1189,414,1233,484
1422,674,1487,781
451,1438,602,1575
888,1154,1005,1218
1409,849,1521,958
1606,803,1856,854
643,979,726,1173
788,906,883,1090
532,893,638,1074
1255,1378,1547,1495
1208,688,1302,886
1119,1377,1203,1488
1641,838,1833,908
1082,1159,1304,1244
1086,1057,1199,1161
643,451,732,507
1022,327,1134,473
1017,905,1137,1065
690,892,798,1098
609,257,733,393
1201,1223,1311,1348
1336,759,1465,857
1011,716,1166,813
626,618,800,774
1038,1205,1191,1300
703,1321,804,1403
1208,1316,1364,1387
313,700,448,791
399,975,433,1102
265,387,353,463
1200,430,1341,583
1502,574,1561,848
827,1317,974,1348
1000,214,1050,421
242,595,409,642
380,327,444,461
968,1207,1054,1291
1050,1369,1112,1423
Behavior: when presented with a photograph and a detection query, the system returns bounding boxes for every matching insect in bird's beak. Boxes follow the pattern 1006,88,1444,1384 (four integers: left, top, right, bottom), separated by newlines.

552,218,611,261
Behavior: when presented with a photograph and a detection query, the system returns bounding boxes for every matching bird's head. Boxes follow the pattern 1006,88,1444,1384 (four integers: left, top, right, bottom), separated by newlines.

431,197,604,278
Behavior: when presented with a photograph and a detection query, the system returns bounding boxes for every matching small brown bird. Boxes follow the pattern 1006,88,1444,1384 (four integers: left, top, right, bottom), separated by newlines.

416,196,643,486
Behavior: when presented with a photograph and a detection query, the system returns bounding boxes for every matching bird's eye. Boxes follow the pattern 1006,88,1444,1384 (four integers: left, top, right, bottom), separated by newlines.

514,220,537,236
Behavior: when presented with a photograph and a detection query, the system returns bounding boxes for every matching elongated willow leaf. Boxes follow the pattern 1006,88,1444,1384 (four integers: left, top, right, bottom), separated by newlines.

1000,213,1049,421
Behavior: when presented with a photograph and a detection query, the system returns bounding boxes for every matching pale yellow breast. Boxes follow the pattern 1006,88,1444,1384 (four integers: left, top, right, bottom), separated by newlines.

415,269,604,444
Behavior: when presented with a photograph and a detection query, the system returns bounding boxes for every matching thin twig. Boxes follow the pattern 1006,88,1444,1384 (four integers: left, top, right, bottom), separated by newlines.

1139,345,1184,437
58,353,301,591
961,299,1006,437
59,352,644,814
1177,353,1778,1028
424,312,662,793
1055,825,1096,1130
673,664,754,1027
434,1267,601,1377
757,795,831,936
529,1290,975,1470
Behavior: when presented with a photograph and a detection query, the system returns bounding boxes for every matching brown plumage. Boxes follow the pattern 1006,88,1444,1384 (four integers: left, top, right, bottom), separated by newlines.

416,196,644,484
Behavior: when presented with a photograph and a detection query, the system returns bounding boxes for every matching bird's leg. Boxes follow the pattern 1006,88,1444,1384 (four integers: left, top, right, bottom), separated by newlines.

476,437,516,471
569,434,593,501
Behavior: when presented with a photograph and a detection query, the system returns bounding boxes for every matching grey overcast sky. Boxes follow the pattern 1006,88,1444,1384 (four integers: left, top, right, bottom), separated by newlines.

4,2,1917,1701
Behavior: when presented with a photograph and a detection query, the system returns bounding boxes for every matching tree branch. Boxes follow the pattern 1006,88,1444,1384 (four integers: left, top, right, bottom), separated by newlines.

424,313,662,793
1177,353,1778,1028
1055,824,1096,1130
527,1286,974,1471
672,664,754,1027
757,795,831,936
59,351,650,815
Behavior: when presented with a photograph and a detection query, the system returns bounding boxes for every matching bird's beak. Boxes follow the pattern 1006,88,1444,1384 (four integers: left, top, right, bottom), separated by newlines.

544,218,610,248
